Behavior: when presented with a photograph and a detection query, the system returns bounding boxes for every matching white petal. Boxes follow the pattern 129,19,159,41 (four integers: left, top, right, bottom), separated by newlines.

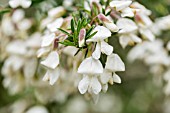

104,22,119,32
47,18,64,32
100,69,112,84
92,42,101,59
87,26,111,42
78,75,90,94
21,0,32,8
41,33,55,47
101,41,113,55
78,57,103,74
48,6,65,18
91,77,102,94
105,53,125,72
121,7,134,17
9,0,20,8
23,58,37,78
130,34,142,43
43,68,60,85
109,1,132,11
26,106,48,113
119,35,131,48
41,51,59,69
139,28,155,41
117,18,138,33
113,73,121,83
102,84,108,93
37,47,50,58
12,9,25,23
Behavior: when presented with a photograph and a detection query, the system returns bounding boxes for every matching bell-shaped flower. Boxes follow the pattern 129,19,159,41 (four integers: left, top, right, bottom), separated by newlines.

97,14,119,32
9,0,32,8
41,51,59,69
87,26,113,59
117,18,141,48
78,75,102,95
105,53,125,72
78,57,103,74
109,1,134,17
99,53,124,92
78,57,103,95
78,28,86,47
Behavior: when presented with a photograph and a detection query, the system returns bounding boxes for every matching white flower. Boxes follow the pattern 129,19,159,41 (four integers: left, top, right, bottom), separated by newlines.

77,57,103,94
109,1,134,17
26,106,49,113
41,33,56,47
78,75,101,94
78,57,103,74
98,14,119,32
47,18,64,32
117,18,141,48
87,26,113,59
9,0,32,8
11,9,25,23
48,6,66,18
41,51,59,69
43,68,60,85
105,53,125,72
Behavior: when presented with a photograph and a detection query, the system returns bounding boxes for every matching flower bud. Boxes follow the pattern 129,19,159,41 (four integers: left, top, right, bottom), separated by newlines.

98,14,119,32
78,28,86,47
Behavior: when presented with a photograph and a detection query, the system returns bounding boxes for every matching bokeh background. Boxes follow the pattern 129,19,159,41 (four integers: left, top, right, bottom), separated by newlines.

0,0,170,113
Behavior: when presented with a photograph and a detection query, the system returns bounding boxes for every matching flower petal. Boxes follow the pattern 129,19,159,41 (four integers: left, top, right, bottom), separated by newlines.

91,77,102,94
78,75,90,94
92,42,101,59
113,73,121,83
105,53,125,72
41,51,59,69
47,18,63,32
101,41,113,55
21,0,32,8
9,0,20,8
100,69,112,84
87,26,111,42
109,1,132,11
78,57,103,74
41,33,55,47
121,7,134,17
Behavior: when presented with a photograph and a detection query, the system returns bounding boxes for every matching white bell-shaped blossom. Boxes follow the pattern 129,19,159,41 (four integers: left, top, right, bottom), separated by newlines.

87,26,113,59
110,1,134,17
9,0,32,8
117,18,141,48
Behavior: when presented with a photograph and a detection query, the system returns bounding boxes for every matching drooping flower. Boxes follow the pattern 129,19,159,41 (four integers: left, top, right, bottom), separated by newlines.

87,26,113,59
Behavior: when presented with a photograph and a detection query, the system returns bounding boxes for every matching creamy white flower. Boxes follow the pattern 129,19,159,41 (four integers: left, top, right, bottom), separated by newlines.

78,57,103,74
43,68,60,85
117,18,141,48
26,106,49,113
12,9,25,23
41,33,56,47
9,0,32,8
78,75,102,95
98,14,119,32
41,51,59,69
105,53,125,72
47,18,64,32
87,26,113,59
48,6,66,18
17,19,32,31
110,1,134,17
139,28,155,41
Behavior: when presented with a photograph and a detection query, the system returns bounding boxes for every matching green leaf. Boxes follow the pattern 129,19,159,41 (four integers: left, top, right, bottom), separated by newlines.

86,25,95,37
0,9,11,15
59,40,75,46
86,31,98,39
58,28,72,37
71,19,75,33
